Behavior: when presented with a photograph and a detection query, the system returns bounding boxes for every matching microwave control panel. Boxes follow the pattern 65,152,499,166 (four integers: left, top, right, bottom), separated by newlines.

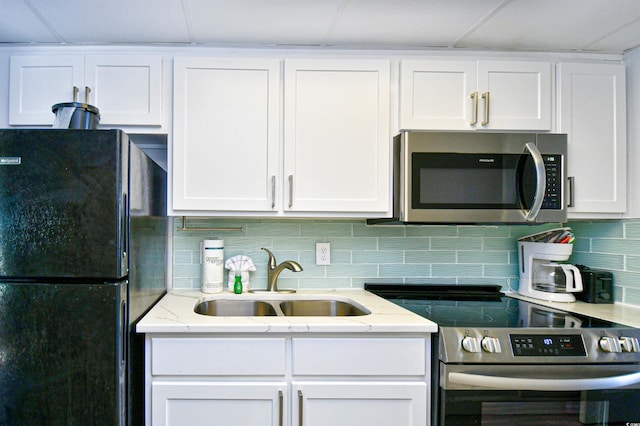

542,155,561,209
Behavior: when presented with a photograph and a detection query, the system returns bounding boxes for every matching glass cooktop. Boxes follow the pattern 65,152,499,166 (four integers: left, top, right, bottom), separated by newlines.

364,283,624,329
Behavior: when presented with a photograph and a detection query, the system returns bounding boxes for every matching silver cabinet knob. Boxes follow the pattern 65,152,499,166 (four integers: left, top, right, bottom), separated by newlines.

481,336,502,353
599,336,622,353
462,336,481,353
620,336,640,352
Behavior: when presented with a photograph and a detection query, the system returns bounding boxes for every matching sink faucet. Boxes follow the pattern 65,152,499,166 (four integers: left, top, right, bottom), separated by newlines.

262,248,303,292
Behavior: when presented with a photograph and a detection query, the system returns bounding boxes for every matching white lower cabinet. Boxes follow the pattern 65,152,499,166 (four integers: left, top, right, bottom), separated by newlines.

152,382,286,426
293,382,427,426
146,335,430,426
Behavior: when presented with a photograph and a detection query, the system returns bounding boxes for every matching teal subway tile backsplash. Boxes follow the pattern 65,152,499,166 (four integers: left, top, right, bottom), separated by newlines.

627,256,640,272
569,220,640,306
172,218,640,306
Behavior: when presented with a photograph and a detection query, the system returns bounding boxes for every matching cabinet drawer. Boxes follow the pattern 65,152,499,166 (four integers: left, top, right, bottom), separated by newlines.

151,337,286,376
292,338,426,376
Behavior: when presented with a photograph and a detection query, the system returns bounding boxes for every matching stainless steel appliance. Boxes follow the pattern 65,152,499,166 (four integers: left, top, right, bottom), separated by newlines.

365,283,640,425
368,131,567,225
0,129,167,425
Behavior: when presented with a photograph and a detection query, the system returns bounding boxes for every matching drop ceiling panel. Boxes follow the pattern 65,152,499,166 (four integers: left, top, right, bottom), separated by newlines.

329,0,505,47
28,0,190,43
1,0,639,53
587,19,640,52
185,0,345,45
458,0,640,51
0,1,58,42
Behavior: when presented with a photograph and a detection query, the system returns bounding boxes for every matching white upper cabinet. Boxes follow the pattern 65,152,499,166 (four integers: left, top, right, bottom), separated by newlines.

10,55,83,125
84,55,162,126
283,59,391,214
558,62,627,217
172,57,281,213
172,57,391,217
9,54,162,126
400,59,552,131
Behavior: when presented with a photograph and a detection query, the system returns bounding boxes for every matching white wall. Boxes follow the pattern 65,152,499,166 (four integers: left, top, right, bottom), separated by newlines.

0,51,10,128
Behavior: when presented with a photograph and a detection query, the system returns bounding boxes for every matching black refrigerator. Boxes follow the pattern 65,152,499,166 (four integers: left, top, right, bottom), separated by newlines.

0,129,168,425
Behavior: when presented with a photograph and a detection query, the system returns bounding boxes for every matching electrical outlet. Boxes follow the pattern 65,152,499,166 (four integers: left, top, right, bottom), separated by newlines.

316,242,330,265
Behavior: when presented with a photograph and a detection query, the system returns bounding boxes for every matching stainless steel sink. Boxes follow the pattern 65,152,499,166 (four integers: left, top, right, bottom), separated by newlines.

194,299,278,316
279,299,370,316
194,297,371,317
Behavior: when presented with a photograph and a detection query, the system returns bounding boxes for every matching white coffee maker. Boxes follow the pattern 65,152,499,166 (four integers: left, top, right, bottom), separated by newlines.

518,240,583,302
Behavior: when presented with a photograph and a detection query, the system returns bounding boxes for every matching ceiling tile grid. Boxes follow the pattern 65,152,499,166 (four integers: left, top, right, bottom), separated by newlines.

0,0,638,53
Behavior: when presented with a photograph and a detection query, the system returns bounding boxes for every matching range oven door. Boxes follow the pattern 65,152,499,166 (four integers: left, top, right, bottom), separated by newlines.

439,364,640,425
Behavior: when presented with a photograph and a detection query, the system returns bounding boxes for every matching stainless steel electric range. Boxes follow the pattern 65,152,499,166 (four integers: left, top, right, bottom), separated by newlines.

365,283,640,426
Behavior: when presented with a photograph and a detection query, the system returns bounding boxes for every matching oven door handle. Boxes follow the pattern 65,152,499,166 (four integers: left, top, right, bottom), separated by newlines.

449,370,640,391
522,142,546,222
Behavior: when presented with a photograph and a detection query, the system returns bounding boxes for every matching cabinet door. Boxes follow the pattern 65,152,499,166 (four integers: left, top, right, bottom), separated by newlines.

9,55,84,125
283,59,390,214
9,55,162,126
172,57,281,212
84,55,162,125
293,382,427,426
558,62,626,216
400,60,477,130
477,60,552,130
152,382,286,426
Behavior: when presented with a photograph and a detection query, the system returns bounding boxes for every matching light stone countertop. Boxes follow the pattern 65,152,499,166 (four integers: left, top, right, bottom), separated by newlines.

506,292,640,328
136,289,438,334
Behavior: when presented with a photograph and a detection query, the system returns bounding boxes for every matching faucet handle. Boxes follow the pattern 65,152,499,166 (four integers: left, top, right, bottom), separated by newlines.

261,247,277,268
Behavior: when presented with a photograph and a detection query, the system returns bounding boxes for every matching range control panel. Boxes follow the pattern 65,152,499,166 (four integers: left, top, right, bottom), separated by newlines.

510,334,586,357
440,328,640,364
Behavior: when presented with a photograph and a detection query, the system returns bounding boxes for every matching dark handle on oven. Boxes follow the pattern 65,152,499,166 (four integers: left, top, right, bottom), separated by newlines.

523,142,545,221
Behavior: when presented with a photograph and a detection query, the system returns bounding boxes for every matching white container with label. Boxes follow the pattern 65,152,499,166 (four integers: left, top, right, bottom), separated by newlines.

201,239,224,293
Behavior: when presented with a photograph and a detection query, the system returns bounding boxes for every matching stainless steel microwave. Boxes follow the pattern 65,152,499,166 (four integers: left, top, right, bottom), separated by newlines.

370,131,568,224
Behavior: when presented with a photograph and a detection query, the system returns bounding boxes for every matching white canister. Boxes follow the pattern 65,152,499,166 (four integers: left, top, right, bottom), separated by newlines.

201,239,224,293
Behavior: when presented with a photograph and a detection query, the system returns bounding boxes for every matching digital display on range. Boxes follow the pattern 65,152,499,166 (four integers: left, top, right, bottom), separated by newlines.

510,334,586,357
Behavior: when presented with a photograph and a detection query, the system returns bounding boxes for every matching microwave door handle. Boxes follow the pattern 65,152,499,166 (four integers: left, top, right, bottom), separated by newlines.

523,142,546,221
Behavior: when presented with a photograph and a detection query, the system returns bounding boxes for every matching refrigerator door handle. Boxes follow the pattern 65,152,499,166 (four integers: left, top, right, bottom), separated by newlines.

121,299,127,364
122,193,128,263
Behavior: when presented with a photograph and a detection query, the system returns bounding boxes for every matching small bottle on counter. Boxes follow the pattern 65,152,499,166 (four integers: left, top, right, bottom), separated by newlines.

201,239,224,293
233,275,243,294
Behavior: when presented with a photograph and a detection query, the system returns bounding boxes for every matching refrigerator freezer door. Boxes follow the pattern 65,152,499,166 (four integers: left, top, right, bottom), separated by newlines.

0,129,128,279
0,281,126,425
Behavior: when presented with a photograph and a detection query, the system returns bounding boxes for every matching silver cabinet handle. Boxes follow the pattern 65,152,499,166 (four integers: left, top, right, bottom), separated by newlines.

278,390,283,426
469,91,478,125
271,175,276,209
568,176,575,207
298,390,303,426
73,86,79,102
523,142,545,221
85,86,91,103
481,92,490,125
288,175,293,208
